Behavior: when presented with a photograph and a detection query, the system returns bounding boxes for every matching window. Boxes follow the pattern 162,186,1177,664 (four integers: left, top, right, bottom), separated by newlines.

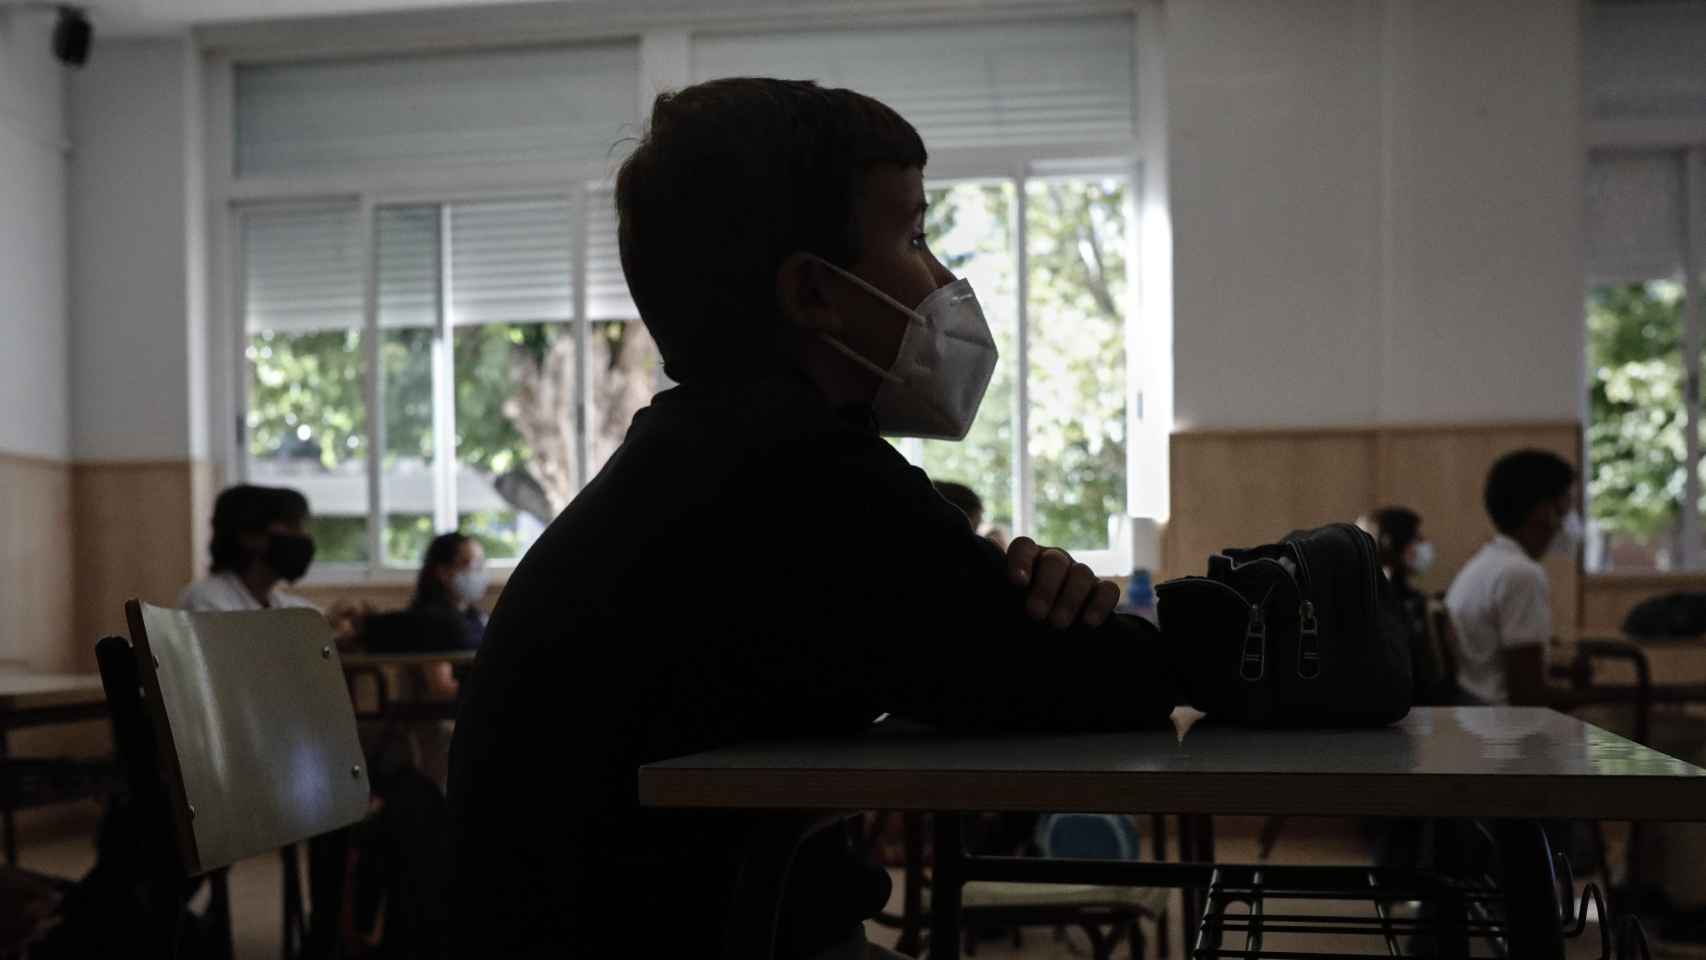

1584,148,1706,570
223,17,1155,576
905,175,1135,558
243,193,657,571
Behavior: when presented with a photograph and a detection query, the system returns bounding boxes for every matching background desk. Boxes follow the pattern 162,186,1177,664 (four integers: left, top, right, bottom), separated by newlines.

0,673,109,865
642,707,1706,958
340,650,473,724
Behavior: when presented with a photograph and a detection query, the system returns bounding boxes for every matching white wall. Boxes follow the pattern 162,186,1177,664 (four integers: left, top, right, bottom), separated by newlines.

69,37,206,461
0,12,70,460
1170,0,1583,430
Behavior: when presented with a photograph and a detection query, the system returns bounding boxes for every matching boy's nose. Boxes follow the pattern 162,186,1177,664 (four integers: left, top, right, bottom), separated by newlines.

927,252,957,288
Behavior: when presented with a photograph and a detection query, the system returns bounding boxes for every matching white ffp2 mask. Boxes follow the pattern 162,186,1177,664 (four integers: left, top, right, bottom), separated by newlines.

1549,510,1584,557
1408,541,1436,577
451,568,489,608
809,257,998,440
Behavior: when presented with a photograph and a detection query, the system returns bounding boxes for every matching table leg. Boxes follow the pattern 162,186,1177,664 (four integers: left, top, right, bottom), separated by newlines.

897,814,925,957
1178,814,1198,948
929,813,964,960
1494,819,1566,959
0,727,14,866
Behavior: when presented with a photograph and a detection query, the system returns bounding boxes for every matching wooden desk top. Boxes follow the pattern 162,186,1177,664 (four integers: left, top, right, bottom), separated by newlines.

0,674,106,713
640,707,1706,822
340,650,477,669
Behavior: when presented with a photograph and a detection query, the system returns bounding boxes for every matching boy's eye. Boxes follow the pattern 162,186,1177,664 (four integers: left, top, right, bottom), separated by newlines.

909,232,929,251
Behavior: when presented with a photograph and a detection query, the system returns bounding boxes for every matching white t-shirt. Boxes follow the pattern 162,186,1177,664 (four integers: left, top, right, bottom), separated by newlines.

1444,535,1552,704
177,571,318,613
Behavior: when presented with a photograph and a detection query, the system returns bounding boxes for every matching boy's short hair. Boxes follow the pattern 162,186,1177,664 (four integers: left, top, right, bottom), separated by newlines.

1484,450,1575,534
614,78,927,383
1371,506,1420,554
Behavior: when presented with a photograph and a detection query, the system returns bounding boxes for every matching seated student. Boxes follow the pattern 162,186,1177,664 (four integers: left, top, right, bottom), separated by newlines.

447,78,1187,960
179,484,319,612
1444,450,1580,705
1366,507,1453,704
934,478,1009,550
932,480,983,531
363,531,488,657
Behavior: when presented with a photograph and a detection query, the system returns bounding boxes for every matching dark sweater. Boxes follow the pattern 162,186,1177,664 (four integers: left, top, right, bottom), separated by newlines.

446,372,1180,958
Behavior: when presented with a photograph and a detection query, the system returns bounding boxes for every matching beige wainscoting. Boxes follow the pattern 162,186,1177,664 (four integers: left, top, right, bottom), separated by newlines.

1166,422,1581,635
0,453,76,671
1582,572,1706,636
72,459,213,666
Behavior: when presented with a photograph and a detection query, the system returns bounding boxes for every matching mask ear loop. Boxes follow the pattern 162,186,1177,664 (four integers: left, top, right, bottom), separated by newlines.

803,253,922,386
820,335,903,384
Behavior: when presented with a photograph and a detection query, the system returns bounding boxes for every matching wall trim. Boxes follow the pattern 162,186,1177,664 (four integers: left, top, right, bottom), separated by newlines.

0,450,69,469
1172,420,1579,441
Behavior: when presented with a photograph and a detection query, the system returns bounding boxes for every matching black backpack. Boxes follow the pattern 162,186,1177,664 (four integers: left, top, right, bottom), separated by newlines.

1622,592,1706,640
1155,522,1412,726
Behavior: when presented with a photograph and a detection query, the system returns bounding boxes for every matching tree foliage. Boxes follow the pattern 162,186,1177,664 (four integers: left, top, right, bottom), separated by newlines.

1586,281,1687,547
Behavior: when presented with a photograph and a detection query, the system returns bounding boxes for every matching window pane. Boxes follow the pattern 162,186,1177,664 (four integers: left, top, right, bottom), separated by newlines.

386,513,436,569
1025,177,1129,552
917,182,1018,536
585,320,661,481
242,203,369,565
246,328,370,564
1586,280,1686,570
453,322,571,560
381,328,436,565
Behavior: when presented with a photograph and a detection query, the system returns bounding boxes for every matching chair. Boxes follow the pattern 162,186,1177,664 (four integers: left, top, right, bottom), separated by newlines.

871,812,1168,960
95,600,371,958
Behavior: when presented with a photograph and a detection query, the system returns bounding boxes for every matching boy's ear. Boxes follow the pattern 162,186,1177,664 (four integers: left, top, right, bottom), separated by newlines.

775,252,841,335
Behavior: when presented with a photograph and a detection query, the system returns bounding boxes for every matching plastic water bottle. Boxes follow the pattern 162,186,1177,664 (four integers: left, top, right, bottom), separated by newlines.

1121,568,1157,624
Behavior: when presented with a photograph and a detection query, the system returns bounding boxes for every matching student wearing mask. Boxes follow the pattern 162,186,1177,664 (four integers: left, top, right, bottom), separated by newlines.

1444,450,1581,706
1366,507,1452,704
448,78,1192,960
363,531,489,658
179,485,318,612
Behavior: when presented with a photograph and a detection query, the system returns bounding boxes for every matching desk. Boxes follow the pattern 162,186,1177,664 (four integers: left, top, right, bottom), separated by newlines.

339,650,473,724
0,674,108,865
641,707,1706,958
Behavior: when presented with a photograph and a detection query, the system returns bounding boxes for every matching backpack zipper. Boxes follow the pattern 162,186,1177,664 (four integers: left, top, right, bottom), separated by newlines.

1286,540,1321,680
1298,600,1321,679
1241,603,1267,681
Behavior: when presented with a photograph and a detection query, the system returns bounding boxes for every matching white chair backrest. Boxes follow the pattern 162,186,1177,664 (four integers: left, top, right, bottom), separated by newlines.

126,600,370,875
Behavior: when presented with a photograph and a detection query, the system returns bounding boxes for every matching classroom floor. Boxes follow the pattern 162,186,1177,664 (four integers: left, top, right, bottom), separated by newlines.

10,810,1679,959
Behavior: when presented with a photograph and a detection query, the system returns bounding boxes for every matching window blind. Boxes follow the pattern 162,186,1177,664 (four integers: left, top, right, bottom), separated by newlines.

235,41,641,179
377,205,439,329
691,17,1137,151
450,198,577,325
1587,4,1706,127
585,187,637,320
1586,150,1685,285
242,203,362,333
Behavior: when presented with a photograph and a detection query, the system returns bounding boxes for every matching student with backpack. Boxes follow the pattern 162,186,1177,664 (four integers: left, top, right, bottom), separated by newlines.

446,78,1192,959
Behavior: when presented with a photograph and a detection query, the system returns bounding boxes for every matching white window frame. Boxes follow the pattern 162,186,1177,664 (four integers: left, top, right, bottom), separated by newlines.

899,160,1143,574
205,3,1167,583
1583,139,1706,573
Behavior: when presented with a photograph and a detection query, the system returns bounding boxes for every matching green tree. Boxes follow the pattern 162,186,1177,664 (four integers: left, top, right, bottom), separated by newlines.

1025,179,1129,550
1586,281,1687,551
910,178,1130,551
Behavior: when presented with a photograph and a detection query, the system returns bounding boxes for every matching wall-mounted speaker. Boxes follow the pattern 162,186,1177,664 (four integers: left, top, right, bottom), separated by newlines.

52,6,91,68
